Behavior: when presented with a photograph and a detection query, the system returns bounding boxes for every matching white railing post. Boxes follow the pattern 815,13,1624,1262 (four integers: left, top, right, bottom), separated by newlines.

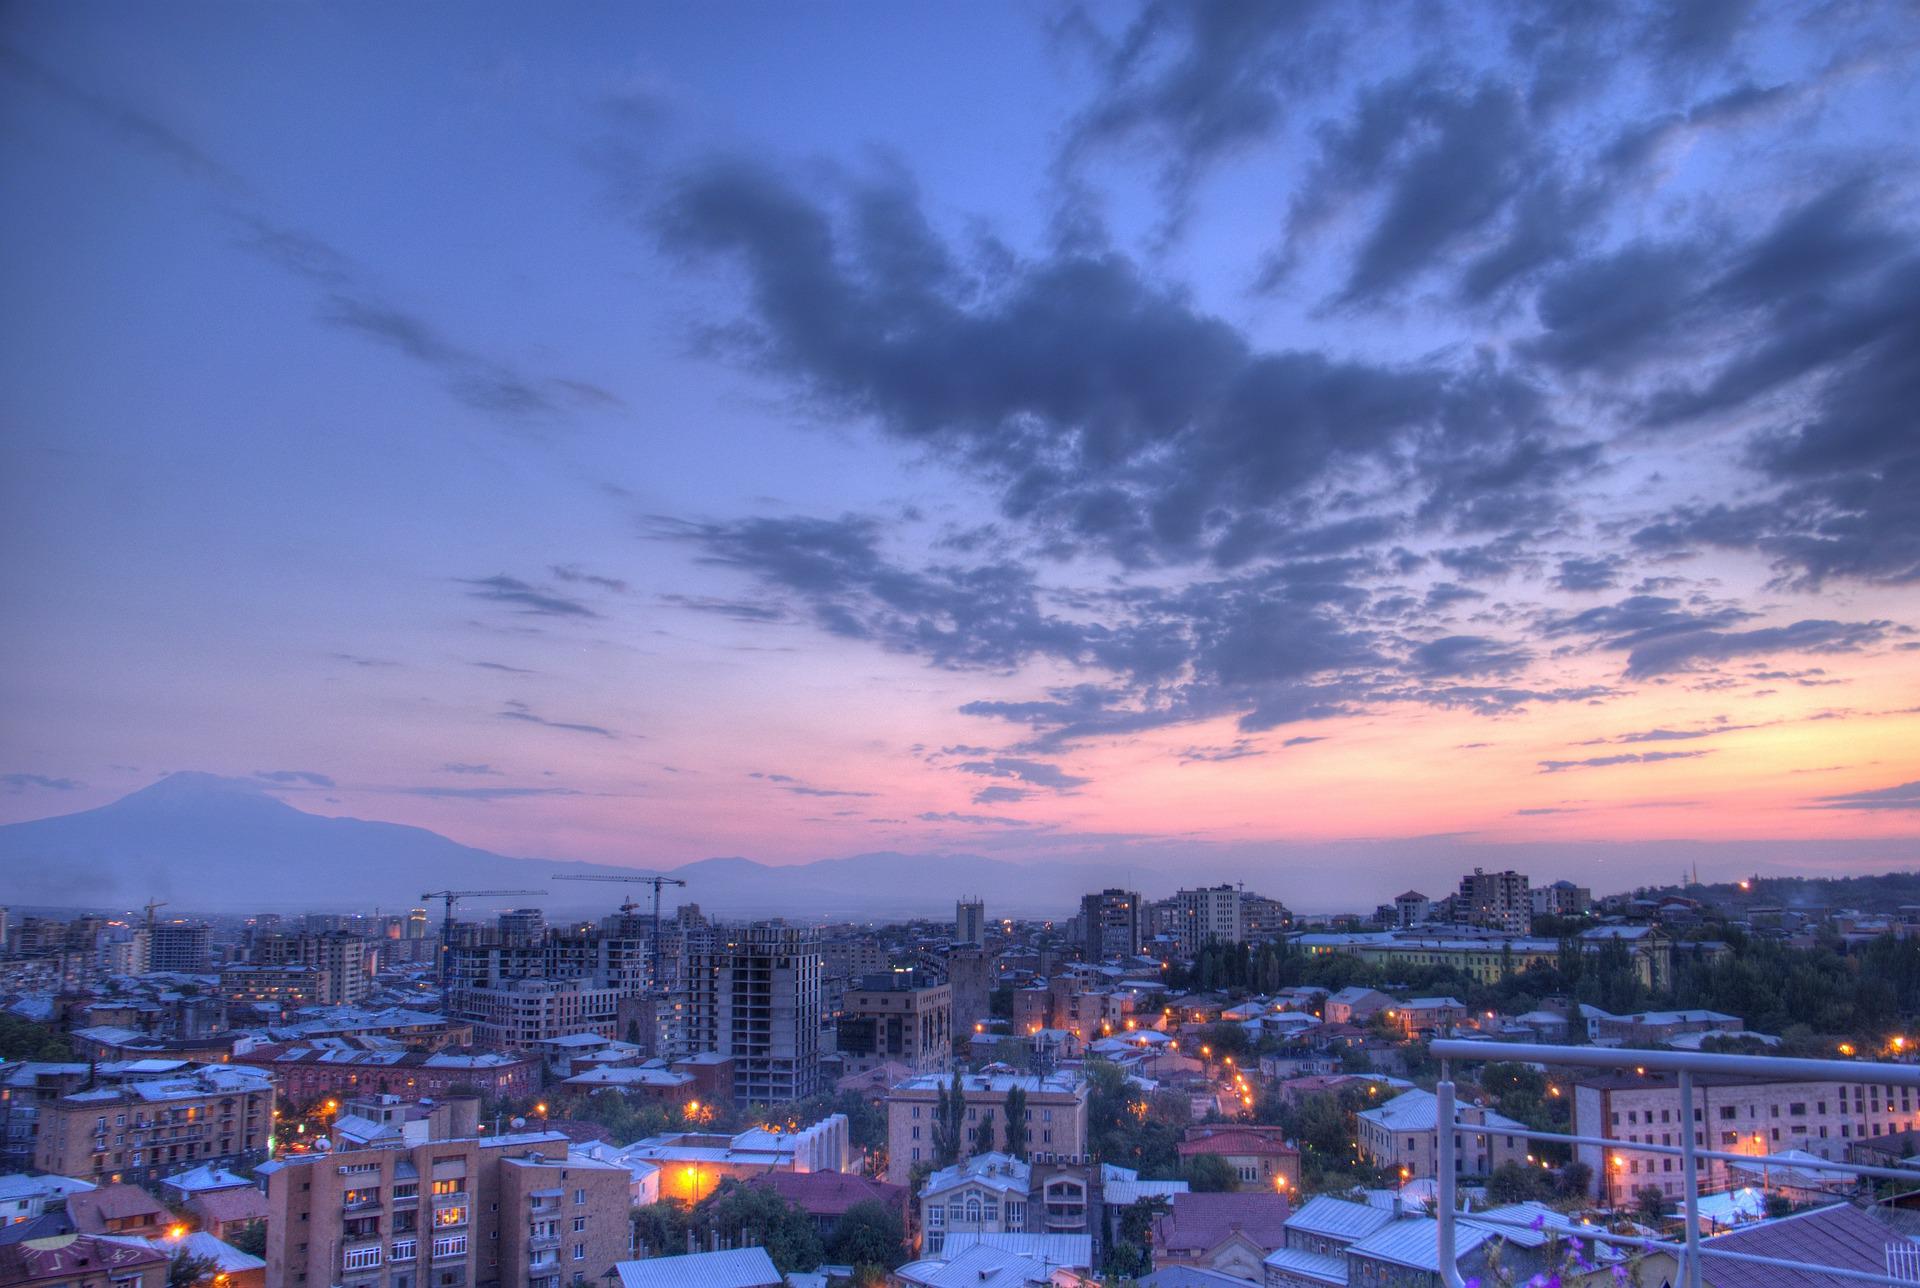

1437,1076,1462,1287
1678,1068,1703,1288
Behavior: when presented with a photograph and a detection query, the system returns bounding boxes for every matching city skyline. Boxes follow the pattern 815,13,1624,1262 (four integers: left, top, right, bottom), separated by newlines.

5,2,1919,902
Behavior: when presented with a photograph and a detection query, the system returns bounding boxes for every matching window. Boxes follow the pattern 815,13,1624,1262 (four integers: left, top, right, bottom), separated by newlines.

965,1198,982,1223
344,1247,382,1270
1790,1103,1807,1116
572,1244,585,1261
572,1217,586,1233
432,1179,463,1197
927,1204,944,1229
392,1241,417,1262
434,1208,468,1229
430,1235,467,1259
1719,1107,1736,1120
573,1189,585,1206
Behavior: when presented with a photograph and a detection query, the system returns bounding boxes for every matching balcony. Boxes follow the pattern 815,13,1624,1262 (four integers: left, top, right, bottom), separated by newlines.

528,1251,562,1273
1430,1039,1920,1288
527,1233,561,1251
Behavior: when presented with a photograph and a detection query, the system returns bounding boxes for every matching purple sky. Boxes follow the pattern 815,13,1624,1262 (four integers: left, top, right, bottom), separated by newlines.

2,2,1917,908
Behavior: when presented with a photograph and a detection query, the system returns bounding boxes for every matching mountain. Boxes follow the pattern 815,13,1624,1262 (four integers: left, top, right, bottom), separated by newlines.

0,773,1109,918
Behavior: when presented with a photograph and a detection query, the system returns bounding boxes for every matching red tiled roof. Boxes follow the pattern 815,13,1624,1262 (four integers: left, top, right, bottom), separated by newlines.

0,1232,169,1284
66,1185,169,1232
1178,1127,1300,1159
745,1170,908,1218
188,1188,269,1225
1151,1192,1292,1254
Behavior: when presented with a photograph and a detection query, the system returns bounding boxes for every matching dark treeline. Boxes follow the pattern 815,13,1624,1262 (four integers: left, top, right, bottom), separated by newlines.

1176,929,1920,1048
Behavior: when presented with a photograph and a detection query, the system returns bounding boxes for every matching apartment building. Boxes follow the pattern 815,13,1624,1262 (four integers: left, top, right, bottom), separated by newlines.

266,1096,630,1288
836,971,952,1077
33,1064,274,1186
1169,886,1245,952
148,922,213,973
1355,1089,1528,1180
233,1044,540,1104
682,923,824,1106
1457,868,1531,934
219,963,331,1008
1078,890,1143,962
1531,880,1592,917
249,931,373,1005
616,1115,851,1204
1295,925,1683,990
1573,1070,1920,1202
947,947,993,1037
449,928,652,1049
885,1070,1089,1185
955,901,986,948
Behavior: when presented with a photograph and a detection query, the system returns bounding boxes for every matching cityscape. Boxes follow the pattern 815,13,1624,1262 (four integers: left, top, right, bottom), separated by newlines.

5,3,1920,1288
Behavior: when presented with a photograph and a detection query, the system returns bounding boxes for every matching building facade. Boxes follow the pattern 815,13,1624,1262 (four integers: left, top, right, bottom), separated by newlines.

836,972,952,1077
33,1065,274,1186
1078,890,1143,962
682,923,824,1106
885,1071,1088,1185
1457,869,1531,935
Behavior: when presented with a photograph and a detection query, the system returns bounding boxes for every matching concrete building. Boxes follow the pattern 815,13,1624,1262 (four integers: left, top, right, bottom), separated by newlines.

1457,868,1531,935
1078,890,1143,962
1531,880,1592,918
249,931,373,1005
32,1063,274,1186
885,1070,1089,1185
836,971,952,1077
955,900,986,948
1242,895,1294,943
1573,1069,1920,1204
1294,926,1682,990
218,963,331,1008
947,947,993,1037
266,1095,631,1288
1170,885,1245,952
682,923,824,1106
232,1043,541,1104
1356,1089,1528,1181
1392,891,1431,927
147,922,212,973
917,1152,1031,1257
449,928,652,1049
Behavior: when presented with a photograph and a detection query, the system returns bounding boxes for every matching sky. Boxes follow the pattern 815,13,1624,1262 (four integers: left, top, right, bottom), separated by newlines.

2,0,1918,907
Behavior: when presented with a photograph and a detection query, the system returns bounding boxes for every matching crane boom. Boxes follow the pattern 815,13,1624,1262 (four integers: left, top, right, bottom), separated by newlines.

551,873,687,988
420,888,547,996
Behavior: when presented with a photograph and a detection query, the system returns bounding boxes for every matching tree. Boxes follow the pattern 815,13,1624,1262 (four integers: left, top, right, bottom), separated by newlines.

1003,1085,1030,1160
0,1015,71,1062
1633,1185,1669,1226
975,1111,998,1155
932,1072,966,1167
1182,1154,1237,1192
1554,1160,1593,1201
696,1181,823,1274
631,1202,691,1257
226,1222,267,1257
168,1253,220,1288
1487,1161,1552,1203
827,1199,908,1271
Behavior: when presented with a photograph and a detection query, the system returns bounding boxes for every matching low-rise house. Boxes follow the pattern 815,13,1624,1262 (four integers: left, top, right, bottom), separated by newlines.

66,1184,171,1237
1149,1191,1291,1280
1695,1200,1900,1287
1384,997,1469,1038
744,1169,908,1239
1356,1089,1528,1180
1177,1125,1301,1193
0,1230,170,1287
0,1173,93,1227
1322,988,1393,1026
886,1070,1088,1185
919,1152,1030,1257
618,1115,852,1204
153,1230,267,1288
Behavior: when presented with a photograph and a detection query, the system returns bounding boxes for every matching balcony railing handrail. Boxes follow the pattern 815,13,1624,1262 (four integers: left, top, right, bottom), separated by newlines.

1429,1038,1920,1288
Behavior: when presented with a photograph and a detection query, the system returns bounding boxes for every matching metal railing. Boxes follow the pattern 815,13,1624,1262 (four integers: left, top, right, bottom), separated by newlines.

1431,1039,1920,1288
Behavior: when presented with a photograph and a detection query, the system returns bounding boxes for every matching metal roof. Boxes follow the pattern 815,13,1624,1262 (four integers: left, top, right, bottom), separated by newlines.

1260,1245,1350,1285
1284,1196,1395,1242
614,1247,782,1288
1345,1215,1491,1270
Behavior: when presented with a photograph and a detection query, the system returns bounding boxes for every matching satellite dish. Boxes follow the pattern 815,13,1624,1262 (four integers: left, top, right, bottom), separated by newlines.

511,1116,527,1129
313,1139,332,1153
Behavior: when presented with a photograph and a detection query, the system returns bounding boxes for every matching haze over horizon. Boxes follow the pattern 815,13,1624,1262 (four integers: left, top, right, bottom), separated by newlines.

4,2,1919,902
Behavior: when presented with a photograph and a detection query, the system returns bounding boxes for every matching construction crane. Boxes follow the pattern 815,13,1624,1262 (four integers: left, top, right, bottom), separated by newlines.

142,899,168,935
551,873,687,987
420,889,547,995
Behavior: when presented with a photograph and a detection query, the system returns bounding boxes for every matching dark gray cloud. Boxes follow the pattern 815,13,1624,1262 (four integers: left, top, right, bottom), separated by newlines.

471,660,539,674
787,785,878,799
2,773,82,792
1544,593,1897,679
1811,780,1920,811
1410,635,1532,678
972,785,1034,804
1540,750,1712,772
394,785,579,801
459,575,600,619
1178,740,1266,763
497,700,616,739
916,811,1042,827
1554,556,1624,593
550,564,630,593
956,757,1090,791
649,160,1582,570
253,769,335,788
1281,735,1327,748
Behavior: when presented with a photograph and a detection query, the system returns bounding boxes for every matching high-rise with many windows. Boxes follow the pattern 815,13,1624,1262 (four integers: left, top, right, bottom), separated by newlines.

682,922,823,1106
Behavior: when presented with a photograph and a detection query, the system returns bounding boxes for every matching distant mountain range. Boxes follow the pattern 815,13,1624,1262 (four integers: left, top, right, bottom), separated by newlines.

0,772,1108,919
